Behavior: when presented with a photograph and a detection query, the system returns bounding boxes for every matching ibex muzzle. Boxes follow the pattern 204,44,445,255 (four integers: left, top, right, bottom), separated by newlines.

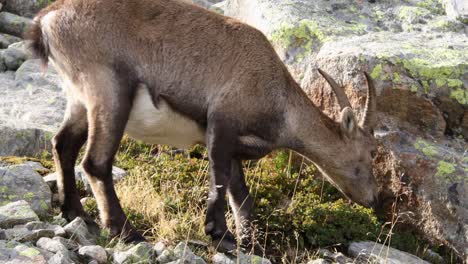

26,0,379,252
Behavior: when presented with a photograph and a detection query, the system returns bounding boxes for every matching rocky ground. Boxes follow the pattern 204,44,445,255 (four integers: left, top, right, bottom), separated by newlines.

0,158,435,263
0,0,466,263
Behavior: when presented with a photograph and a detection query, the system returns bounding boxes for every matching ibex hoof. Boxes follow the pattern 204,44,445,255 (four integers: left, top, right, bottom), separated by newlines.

212,232,237,253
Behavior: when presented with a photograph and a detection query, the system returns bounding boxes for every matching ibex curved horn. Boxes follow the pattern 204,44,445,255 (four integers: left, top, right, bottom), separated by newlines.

317,68,352,110
361,72,377,130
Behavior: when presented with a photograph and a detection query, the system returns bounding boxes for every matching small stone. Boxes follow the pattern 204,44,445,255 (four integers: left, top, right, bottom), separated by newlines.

348,241,430,264
48,250,75,264
156,249,177,264
307,259,331,264
36,237,68,253
79,245,107,263
0,200,39,228
213,252,271,264
63,217,94,245
332,252,351,263
53,236,80,251
154,241,166,256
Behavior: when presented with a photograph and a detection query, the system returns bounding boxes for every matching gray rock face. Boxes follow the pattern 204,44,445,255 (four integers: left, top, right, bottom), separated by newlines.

78,245,107,263
225,0,468,259
0,12,32,37
0,200,39,228
0,59,64,156
0,162,51,216
3,0,48,18
445,0,468,23
348,241,430,264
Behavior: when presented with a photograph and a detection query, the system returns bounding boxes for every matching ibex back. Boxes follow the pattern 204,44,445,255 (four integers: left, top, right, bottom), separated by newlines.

27,0,380,252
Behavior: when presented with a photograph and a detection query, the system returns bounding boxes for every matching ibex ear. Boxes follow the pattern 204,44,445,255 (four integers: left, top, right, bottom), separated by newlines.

340,107,357,138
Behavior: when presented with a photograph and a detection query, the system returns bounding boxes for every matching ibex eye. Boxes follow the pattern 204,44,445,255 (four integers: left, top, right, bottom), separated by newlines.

371,151,377,158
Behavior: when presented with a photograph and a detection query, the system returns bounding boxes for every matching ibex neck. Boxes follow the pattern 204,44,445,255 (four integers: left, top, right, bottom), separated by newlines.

283,82,342,164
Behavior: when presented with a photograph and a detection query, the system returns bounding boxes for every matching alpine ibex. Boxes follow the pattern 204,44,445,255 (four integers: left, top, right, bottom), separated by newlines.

27,0,380,252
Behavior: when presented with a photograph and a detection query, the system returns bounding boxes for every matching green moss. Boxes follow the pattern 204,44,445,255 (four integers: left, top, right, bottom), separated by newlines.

410,84,419,92
447,79,463,88
450,88,468,105
398,6,431,21
435,79,446,87
416,0,445,15
0,186,8,193
414,139,438,157
393,72,401,84
371,64,383,80
271,20,326,61
23,192,34,200
436,161,456,176
19,247,41,258
39,200,49,210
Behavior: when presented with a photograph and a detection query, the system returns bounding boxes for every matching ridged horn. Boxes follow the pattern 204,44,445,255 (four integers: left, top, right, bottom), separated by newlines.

317,68,352,110
361,72,377,130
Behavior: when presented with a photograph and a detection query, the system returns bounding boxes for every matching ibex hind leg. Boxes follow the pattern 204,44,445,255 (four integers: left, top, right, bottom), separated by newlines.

53,98,98,232
80,65,144,243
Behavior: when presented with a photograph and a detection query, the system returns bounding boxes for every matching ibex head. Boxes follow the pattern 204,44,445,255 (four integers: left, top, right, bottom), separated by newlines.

316,69,379,209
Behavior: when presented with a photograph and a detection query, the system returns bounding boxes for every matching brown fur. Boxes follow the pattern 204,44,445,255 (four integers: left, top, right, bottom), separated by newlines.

26,0,379,250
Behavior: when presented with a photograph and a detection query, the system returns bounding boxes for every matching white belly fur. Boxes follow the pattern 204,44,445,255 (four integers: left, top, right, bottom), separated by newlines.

125,87,206,148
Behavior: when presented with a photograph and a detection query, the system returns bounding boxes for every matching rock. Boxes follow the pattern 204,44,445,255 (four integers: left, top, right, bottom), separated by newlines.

0,163,52,216
212,252,271,264
307,259,331,264
0,33,21,49
0,12,33,37
0,200,39,228
63,217,94,246
79,245,107,263
48,250,75,264
0,240,47,264
156,249,178,264
348,241,430,264
154,241,166,256
24,221,66,237
52,236,79,251
5,227,54,243
3,0,48,18
45,165,127,194
225,0,468,259
1,43,29,70
36,237,68,253
172,242,205,264
0,127,52,157
0,59,64,157
445,0,468,23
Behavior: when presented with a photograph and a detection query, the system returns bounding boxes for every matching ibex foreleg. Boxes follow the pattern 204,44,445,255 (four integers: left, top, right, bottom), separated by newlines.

79,66,144,242
205,118,237,253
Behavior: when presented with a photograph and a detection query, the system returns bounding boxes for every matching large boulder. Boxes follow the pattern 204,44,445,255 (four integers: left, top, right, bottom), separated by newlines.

0,162,52,216
0,12,32,37
3,0,48,18
0,59,64,156
226,0,467,260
